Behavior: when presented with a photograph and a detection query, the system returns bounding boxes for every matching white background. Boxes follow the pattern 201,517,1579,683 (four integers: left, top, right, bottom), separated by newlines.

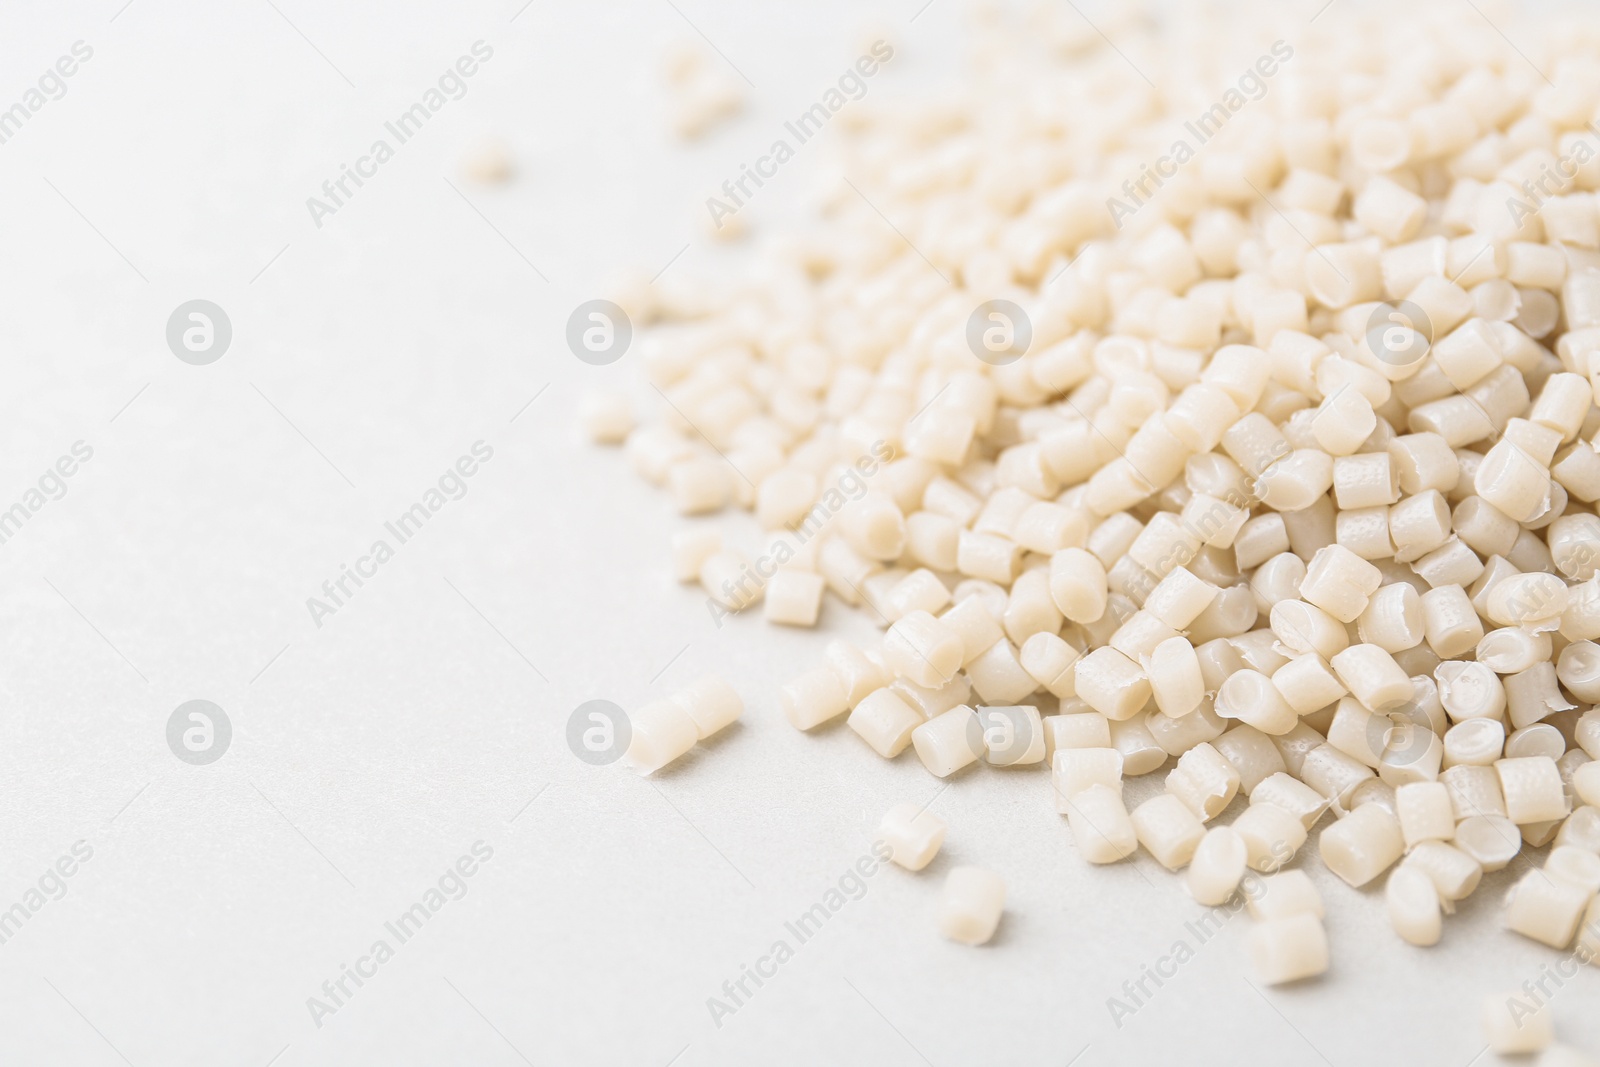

0,0,1595,1064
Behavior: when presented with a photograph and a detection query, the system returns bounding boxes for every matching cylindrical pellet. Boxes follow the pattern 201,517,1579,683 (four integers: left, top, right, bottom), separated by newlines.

848,688,924,758
1065,783,1138,864
1386,866,1443,946
912,705,983,778
937,867,1006,946
1246,913,1330,985
1319,803,1405,887
624,699,701,776
1187,825,1249,905
1131,793,1206,870
880,803,947,871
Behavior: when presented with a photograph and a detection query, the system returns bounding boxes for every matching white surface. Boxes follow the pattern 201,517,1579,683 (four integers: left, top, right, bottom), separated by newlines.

0,1,1595,1065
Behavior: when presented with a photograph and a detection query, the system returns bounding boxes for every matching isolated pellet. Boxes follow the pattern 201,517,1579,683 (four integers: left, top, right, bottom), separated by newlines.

1247,912,1330,985
1481,990,1554,1054
880,803,946,871
624,699,701,776
937,867,1006,946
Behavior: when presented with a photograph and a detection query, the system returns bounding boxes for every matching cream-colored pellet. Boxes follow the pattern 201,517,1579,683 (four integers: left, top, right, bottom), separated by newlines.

1044,712,1112,759
670,675,743,739
1233,801,1307,872
1252,772,1333,830
1187,825,1249,905
848,688,923,759
882,569,951,623
1401,841,1483,904
1506,723,1566,761
965,639,1040,705
1073,646,1151,721
1546,844,1600,896
1212,725,1288,796
1301,735,1375,798
1299,544,1382,623
1506,867,1591,949
1320,803,1405,887
938,867,1006,946
1065,782,1138,864
1576,763,1600,807
1049,547,1108,624
882,611,963,690
1396,781,1454,848
764,569,826,627
1216,669,1299,735
579,390,633,444
957,530,1023,584
1330,645,1413,712
1131,793,1206,870
939,597,1005,667
1146,636,1204,718
1497,756,1571,825
911,705,983,778
1420,585,1485,658
1109,714,1169,776
1443,764,1509,821
1018,632,1080,700
1004,569,1062,646
1357,583,1425,652
1481,990,1554,1054
1385,865,1442,946
1248,869,1325,923
1269,653,1346,717
624,699,701,776
1143,566,1220,630
671,528,723,584
1247,912,1330,985
780,666,852,731
978,705,1045,767
1454,814,1523,872
1166,742,1241,822
1053,748,1124,806
880,803,946,871
1436,661,1506,724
